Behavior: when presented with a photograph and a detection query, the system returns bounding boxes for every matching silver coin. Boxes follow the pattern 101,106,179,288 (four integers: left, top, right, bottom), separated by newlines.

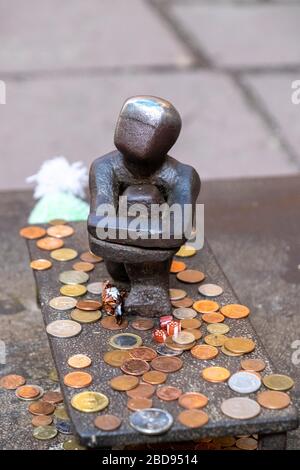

198,283,223,297
156,344,183,357
228,371,261,394
33,425,58,440
221,397,261,420
46,320,82,338
173,307,197,320
87,282,103,295
15,385,44,401
49,296,77,311
130,408,173,435
59,270,89,285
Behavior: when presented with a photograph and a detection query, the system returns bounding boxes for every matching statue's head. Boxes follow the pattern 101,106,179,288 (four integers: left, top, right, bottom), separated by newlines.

114,95,181,162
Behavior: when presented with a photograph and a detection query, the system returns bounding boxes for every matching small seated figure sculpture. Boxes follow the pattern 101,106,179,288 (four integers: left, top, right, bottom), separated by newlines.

88,95,200,317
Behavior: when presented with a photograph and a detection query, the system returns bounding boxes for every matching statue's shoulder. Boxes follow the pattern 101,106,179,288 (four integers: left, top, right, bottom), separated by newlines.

164,155,199,179
91,150,122,171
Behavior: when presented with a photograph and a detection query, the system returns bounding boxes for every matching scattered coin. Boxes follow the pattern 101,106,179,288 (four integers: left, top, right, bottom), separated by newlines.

212,436,236,448
130,408,173,435
48,368,59,382
71,391,109,412
176,269,205,284
37,236,64,251
228,371,261,394
59,270,89,285
193,300,220,314
156,344,183,357
31,415,53,427
0,374,26,390
63,437,86,450
68,354,92,369
101,316,128,330
198,283,223,297
131,318,154,331
71,308,101,323
178,409,209,428
236,437,258,450
175,245,196,257
73,261,94,272
186,328,202,340
240,358,266,372
225,337,256,354
202,366,231,383
49,219,66,226
262,374,294,391
156,385,182,401
109,333,142,350
130,347,157,361
170,260,186,273
94,414,122,431
204,334,227,347
207,323,230,335
33,425,58,440
221,304,250,319
178,392,208,409
55,419,73,435
64,371,93,388
142,371,167,385
165,337,195,351
172,297,194,308
202,312,225,324
60,284,87,297
127,383,155,399
49,296,77,310
172,331,195,345
54,406,69,421
28,400,55,416
173,307,197,320
76,299,102,310
46,320,82,338
42,391,63,404
221,345,243,357
87,281,103,295
15,384,41,400
127,397,153,411
110,375,139,391
121,359,150,376
47,225,74,238
169,289,187,301
51,248,78,261
30,259,52,271
191,344,219,360
20,226,46,239
151,356,183,373
221,397,261,420
80,251,103,263
257,390,291,409
103,350,131,367
181,318,201,329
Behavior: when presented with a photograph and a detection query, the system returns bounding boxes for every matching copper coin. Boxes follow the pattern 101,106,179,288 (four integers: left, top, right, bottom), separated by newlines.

19,226,46,240
30,259,52,271
257,390,291,410
225,337,256,354
181,318,201,329
186,328,202,340
47,224,74,238
127,397,153,411
202,366,231,383
0,374,26,390
178,392,208,409
36,236,64,250
80,251,103,263
169,289,187,301
28,400,55,416
142,370,167,385
63,371,93,388
76,299,102,311
130,347,157,362
156,385,182,401
101,316,128,330
42,391,63,404
191,344,219,360
131,318,154,331
73,261,94,272
236,437,258,450
110,374,139,391
68,354,92,369
202,312,225,324
193,300,220,314
172,297,194,308
241,358,266,372
121,359,150,376
127,383,155,399
151,356,183,373
31,415,53,427
170,260,186,273
178,409,209,428
221,304,250,319
94,414,122,431
16,385,40,399
103,350,131,367
176,270,205,284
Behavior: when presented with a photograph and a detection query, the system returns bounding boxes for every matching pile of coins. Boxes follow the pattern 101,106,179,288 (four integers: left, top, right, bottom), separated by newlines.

16,224,295,448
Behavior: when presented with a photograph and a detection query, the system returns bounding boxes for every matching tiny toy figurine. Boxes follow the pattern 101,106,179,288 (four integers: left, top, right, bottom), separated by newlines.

102,280,126,325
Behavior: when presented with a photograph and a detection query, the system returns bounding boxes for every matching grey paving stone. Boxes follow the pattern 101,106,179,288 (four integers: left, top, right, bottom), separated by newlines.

0,0,192,73
170,3,300,67
0,71,296,190
244,73,300,166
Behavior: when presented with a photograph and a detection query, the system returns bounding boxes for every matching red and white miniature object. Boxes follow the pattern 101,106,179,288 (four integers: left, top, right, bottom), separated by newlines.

167,320,181,337
160,315,173,330
152,328,167,343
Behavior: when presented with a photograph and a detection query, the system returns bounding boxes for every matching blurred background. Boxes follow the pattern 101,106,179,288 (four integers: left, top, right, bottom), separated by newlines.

0,0,300,190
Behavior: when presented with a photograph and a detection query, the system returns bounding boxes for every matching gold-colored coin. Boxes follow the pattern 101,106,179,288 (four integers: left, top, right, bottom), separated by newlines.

224,337,255,354
109,375,139,391
71,308,101,323
109,333,142,350
68,354,92,369
204,334,227,347
165,336,195,351
202,366,231,383
175,245,196,257
49,219,66,226
60,284,87,297
221,345,243,357
54,406,69,420
169,289,187,301
193,300,220,314
71,391,109,412
262,374,294,391
50,248,78,261
30,259,52,271
103,350,131,367
63,438,86,450
207,323,230,335
33,425,58,440
220,304,250,319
